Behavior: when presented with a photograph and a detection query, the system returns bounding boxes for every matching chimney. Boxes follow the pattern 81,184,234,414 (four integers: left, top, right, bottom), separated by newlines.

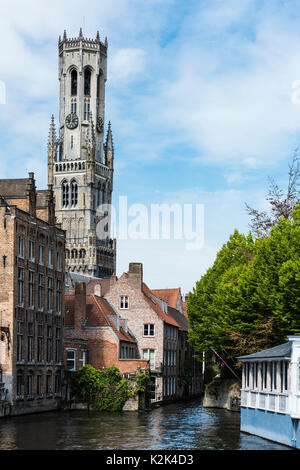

74,282,87,328
128,262,143,289
27,172,36,217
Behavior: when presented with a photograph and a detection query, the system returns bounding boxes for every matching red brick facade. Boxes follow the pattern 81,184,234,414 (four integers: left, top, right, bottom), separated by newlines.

64,282,149,375
0,175,66,416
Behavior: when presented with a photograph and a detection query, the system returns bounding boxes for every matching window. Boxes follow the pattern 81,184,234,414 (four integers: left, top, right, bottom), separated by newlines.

46,374,52,395
56,279,61,314
27,323,33,362
79,351,86,369
55,327,61,363
67,349,76,371
62,181,69,207
254,362,258,388
39,245,44,265
71,69,77,96
282,361,288,392
84,68,91,96
47,326,52,363
263,362,268,389
17,321,23,361
18,267,24,306
48,248,53,268
119,296,129,309
28,271,34,308
29,240,35,261
55,373,61,394
57,252,62,272
26,374,33,396
47,277,53,312
17,374,23,396
71,180,78,206
37,375,42,395
18,235,24,258
37,324,43,363
143,324,155,336
38,274,44,310
84,101,90,121
71,102,77,114
142,349,155,370
271,362,277,391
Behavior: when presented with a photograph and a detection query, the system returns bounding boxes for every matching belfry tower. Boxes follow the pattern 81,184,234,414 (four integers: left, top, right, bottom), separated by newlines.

48,29,116,277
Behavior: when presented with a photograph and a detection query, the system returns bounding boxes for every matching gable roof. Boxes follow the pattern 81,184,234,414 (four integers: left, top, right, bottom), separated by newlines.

142,283,179,327
151,288,181,310
0,178,30,198
65,294,136,343
237,342,292,361
167,306,189,332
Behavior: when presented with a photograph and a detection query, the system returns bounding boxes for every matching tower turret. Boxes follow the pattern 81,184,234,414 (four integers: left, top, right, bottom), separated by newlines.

48,30,116,278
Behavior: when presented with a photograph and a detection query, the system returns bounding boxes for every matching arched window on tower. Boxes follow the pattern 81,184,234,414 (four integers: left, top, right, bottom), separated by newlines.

71,180,78,207
71,69,77,96
84,68,91,96
79,249,86,259
62,181,69,208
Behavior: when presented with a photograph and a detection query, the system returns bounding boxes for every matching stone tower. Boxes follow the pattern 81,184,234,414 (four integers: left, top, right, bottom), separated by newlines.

48,29,116,277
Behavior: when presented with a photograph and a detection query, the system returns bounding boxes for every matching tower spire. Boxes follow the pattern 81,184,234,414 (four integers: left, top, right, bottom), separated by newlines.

48,114,57,149
105,121,114,167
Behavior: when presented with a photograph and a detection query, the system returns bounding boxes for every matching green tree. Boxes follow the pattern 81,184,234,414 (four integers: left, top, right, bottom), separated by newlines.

187,203,300,360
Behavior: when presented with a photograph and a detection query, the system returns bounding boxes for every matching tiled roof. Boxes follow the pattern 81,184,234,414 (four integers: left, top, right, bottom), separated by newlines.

237,342,292,361
65,294,136,343
151,288,181,309
142,283,179,328
167,306,189,332
0,178,30,197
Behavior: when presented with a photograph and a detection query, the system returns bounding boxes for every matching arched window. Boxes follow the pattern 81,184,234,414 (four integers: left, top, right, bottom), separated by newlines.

71,69,77,96
71,249,78,259
62,181,69,208
79,249,86,259
84,68,91,96
71,180,78,207
65,249,70,259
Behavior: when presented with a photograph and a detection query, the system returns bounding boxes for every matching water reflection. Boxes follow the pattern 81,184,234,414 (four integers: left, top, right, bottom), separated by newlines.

0,400,290,450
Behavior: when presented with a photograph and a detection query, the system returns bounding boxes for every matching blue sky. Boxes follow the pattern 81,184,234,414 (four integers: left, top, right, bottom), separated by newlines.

1,0,300,293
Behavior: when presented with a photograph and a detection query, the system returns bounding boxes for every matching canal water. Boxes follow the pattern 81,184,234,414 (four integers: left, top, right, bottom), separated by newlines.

0,399,290,450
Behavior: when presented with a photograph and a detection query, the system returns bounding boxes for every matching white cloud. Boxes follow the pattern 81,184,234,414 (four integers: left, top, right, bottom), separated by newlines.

110,48,147,84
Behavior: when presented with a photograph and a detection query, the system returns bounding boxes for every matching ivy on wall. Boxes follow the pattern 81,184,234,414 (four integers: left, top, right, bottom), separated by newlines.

67,365,135,411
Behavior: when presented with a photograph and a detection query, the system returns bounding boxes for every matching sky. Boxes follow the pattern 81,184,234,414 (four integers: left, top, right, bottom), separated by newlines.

1,0,300,294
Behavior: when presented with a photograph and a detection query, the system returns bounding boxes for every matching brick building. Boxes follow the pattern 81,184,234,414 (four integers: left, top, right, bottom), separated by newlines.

0,173,66,416
81,263,203,403
64,282,149,375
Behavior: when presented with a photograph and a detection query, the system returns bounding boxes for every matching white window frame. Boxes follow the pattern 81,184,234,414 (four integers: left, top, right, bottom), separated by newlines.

143,323,155,337
18,235,24,258
29,240,35,262
66,349,76,371
48,248,53,268
119,295,129,309
142,349,155,370
39,245,44,265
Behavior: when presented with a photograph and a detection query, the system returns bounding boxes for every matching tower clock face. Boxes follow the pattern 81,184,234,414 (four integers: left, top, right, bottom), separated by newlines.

65,113,79,130
97,117,104,133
